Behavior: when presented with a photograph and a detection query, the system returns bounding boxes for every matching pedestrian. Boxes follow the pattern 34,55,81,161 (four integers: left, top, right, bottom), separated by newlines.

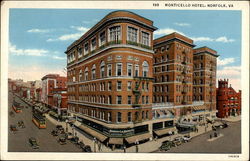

98,142,101,151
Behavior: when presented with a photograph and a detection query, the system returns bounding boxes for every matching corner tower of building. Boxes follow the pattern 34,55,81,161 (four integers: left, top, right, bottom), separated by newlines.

65,10,157,145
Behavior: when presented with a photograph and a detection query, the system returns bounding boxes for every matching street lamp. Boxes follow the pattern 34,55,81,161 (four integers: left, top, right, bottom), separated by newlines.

65,119,68,133
93,137,97,152
135,139,139,153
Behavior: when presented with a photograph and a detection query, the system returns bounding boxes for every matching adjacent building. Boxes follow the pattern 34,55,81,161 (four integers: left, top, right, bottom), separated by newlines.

216,79,241,118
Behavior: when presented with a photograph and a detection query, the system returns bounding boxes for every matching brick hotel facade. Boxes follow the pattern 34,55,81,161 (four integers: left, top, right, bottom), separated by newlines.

65,11,219,147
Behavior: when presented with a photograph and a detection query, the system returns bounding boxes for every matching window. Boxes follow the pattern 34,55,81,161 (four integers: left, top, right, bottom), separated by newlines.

128,112,132,122
109,26,121,41
84,67,89,80
127,81,132,91
84,43,89,55
108,95,112,104
91,38,97,51
135,65,139,77
142,111,145,119
117,81,122,91
91,64,96,79
127,63,133,77
146,111,148,119
107,64,112,77
146,83,149,91
108,82,112,91
135,112,139,120
116,63,122,76
117,96,122,104
100,61,105,78
143,61,149,77
99,31,106,46
142,96,145,104
128,96,132,104
108,112,112,122
127,26,138,42
141,31,150,46
78,46,82,57
146,96,149,104
117,112,122,123
79,69,82,81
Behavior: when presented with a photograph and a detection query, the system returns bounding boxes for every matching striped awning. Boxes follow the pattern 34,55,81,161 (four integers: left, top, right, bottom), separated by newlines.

193,106,206,111
109,138,123,145
125,133,151,144
78,125,107,142
154,127,176,136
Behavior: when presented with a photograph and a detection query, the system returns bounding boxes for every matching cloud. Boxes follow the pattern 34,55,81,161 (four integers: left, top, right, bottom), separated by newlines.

154,28,186,36
9,43,48,56
52,56,66,60
82,19,98,24
27,28,50,33
215,36,235,43
217,57,235,66
217,65,241,91
174,22,190,27
47,26,89,42
191,36,235,43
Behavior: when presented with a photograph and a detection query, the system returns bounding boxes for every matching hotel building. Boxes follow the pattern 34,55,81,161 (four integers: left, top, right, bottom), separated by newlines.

65,10,219,147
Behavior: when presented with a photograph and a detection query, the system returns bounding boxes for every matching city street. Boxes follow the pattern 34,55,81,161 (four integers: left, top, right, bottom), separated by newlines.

157,121,241,153
8,92,82,152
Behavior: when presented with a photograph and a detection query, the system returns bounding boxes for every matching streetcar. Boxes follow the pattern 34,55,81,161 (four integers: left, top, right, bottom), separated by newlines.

12,101,22,113
32,110,46,129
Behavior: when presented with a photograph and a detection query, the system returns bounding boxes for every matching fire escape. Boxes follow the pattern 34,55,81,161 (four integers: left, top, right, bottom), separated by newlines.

132,76,153,123
209,61,214,111
181,50,188,105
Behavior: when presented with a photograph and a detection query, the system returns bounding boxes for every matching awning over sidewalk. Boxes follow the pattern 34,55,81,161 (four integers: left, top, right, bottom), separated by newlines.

177,123,196,128
193,106,206,111
154,127,176,136
125,133,151,144
78,125,108,142
109,138,124,145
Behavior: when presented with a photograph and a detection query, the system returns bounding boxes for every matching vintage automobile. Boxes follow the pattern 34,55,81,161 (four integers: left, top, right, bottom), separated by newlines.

172,137,183,146
82,145,92,152
58,136,67,145
70,136,79,144
160,140,175,151
29,137,39,149
18,120,25,128
182,135,192,142
51,130,58,136
10,125,18,132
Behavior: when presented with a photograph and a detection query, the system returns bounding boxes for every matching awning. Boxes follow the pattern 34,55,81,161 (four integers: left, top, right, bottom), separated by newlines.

78,125,108,142
109,138,123,145
177,123,196,128
154,127,176,136
125,133,151,144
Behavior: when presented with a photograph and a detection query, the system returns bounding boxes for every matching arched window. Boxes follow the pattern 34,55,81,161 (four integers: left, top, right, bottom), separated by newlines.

91,64,96,79
100,61,105,78
79,69,82,81
142,61,149,77
84,67,89,80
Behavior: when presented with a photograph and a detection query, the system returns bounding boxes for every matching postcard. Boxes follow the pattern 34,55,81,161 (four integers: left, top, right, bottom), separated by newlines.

1,1,249,160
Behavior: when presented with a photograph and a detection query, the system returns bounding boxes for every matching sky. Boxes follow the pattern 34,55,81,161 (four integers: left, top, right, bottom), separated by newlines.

9,9,242,91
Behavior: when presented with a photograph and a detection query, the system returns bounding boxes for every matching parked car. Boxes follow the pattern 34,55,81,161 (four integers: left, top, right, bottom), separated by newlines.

160,140,175,151
70,136,79,144
58,136,67,145
182,135,192,142
10,125,18,132
173,137,183,146
51,130,58,136
221,123,228,129
78,141,85,149
18,120,25,128
82,145,92,152
56,125,63,130
66,132,74,140
29,137,39,149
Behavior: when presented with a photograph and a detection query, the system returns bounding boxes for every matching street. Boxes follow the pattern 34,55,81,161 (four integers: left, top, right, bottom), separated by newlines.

157,121,241,153
8,92,82,152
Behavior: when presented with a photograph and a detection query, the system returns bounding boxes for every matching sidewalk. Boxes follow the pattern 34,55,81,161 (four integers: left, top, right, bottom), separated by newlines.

221,116,241,122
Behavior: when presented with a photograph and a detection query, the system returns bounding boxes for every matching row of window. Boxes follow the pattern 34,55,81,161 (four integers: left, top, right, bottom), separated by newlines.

69,105,149,123
67,25,151,63
153,95,192,103
69,95,150,105
68,61,149,83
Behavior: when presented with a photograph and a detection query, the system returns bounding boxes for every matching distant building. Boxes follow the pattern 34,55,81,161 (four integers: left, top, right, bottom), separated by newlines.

216,79,241,118
41,74,67,115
